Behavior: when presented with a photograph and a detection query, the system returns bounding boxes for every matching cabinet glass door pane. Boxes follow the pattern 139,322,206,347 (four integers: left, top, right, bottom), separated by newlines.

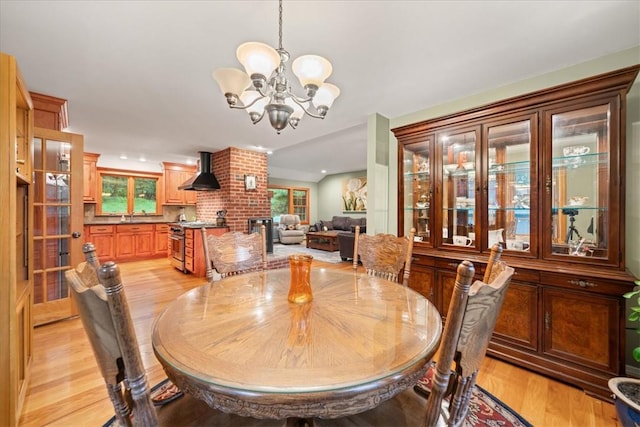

487,119,532,252
551,104,609,259
403,139,431,243
440,130,476,247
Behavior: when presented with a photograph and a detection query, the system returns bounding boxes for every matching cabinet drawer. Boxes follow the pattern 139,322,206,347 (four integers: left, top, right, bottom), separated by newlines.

185,246,193,258
185,228,194,239
185,238,194,249
541,272,624,295
411,254,435,267
88,225,114,234
435,259,462,271
116,224,154,233
185,256,194,272
155,223,169,232
508,268,539,283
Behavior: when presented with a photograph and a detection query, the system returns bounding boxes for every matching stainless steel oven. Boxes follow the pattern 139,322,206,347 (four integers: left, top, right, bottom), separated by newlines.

169,225,185,271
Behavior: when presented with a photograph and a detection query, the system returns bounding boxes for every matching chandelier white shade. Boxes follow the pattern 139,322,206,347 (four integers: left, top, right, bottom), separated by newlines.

236,42,281,79
212,0,340,133
291,55,333,88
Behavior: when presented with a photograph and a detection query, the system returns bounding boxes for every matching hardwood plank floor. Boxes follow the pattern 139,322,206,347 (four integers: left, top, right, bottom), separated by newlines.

18,257,619,426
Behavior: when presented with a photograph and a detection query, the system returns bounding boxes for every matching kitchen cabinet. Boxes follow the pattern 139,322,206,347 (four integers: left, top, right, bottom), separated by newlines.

85,225,114,260
1,52,34,427
83,152,100,202
184,226,229,277
155,223,169,255
392,65,640,401
84,223,169,262
162,162,197,205
115,224,154,259
30,92,68,131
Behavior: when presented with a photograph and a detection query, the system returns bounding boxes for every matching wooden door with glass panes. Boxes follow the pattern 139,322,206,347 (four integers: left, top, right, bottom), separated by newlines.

32,128,84,325
437,127,479,249
484,113,537,256
401,137,433,244
543,99,619,267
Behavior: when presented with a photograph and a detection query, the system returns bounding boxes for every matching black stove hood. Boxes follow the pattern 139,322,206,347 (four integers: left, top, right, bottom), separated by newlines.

178,151,220,191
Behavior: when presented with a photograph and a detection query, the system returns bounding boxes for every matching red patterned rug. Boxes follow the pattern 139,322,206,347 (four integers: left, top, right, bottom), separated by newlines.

105,370,532,427
415,363,533,427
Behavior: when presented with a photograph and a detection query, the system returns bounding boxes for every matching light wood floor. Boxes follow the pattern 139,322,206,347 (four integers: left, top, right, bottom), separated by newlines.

18,258,619,426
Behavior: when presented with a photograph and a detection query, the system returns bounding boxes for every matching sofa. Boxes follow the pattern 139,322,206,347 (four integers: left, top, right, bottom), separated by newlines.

277,214,307,245
314,216,366,261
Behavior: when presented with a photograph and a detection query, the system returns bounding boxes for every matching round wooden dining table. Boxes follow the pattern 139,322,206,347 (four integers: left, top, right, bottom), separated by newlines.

151,267,442,420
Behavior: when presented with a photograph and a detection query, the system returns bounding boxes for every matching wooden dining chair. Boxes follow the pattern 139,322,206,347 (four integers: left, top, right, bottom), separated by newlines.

202,224,267,281
352,225,416,286
316,244,515,427
421,244,513,426
66,243,282,426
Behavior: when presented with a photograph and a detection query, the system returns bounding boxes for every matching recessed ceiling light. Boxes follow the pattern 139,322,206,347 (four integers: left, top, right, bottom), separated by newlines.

321,170,327,174
119,154,128,160
139,157,147,162
266,150,273,155
186,159,195,165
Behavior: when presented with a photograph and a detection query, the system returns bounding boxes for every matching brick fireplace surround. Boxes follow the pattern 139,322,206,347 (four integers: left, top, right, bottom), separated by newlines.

195,147,270,233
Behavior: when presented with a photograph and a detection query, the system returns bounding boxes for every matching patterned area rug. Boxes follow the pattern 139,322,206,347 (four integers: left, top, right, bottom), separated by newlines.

415,362,533,427
106,372,532,427
271,242,344,264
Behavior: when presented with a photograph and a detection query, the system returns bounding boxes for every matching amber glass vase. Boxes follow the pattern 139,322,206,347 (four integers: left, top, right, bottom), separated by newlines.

288,254,313,304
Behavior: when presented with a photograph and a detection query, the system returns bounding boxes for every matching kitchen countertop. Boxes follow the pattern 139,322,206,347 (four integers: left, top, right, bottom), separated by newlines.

84,221,229,229
85,220,170,225
169,222,228,229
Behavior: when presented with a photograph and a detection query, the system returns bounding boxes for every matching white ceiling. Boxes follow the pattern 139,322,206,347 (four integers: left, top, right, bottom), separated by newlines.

1,1,639,182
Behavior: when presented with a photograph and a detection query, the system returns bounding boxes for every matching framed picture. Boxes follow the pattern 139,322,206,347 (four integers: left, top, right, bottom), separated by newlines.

244,174,257,191
342,177,367,212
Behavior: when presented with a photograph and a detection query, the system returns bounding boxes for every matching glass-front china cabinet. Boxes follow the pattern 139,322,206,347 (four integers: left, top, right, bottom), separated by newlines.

394,65,640,401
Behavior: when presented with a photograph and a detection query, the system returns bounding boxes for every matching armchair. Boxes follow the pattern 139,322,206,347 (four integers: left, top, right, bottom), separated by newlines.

278,214,306,245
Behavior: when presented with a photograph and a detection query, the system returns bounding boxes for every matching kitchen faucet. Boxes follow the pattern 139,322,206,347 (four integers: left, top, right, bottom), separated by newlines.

129,211,135,222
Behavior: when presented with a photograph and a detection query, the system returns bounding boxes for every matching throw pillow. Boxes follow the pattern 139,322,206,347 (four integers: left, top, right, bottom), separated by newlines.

287,224,295,230
320,220,333,230
331,216,349,231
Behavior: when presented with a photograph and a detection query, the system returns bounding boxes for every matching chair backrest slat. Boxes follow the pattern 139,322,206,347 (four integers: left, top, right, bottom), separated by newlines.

65,243,158,426
202,224,267,280
424,243,514,427
352,226,415,286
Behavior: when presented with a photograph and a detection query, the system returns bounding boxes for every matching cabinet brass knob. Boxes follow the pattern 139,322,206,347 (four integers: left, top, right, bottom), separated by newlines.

569,279,597,288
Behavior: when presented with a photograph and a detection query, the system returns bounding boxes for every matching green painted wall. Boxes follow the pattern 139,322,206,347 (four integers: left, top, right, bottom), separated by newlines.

315,171,367,224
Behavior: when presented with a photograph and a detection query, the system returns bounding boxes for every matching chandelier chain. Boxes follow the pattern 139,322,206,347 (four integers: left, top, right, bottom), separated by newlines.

278,0,283,51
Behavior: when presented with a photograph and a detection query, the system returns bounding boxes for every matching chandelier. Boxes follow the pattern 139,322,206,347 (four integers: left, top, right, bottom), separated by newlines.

212,0,340,133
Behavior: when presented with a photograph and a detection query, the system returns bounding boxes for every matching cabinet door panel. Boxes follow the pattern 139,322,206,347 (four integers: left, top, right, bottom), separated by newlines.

401,137,433,243
543,99,620,267
484,114,537,256
135,232,154,256
116,233,135,258
91,233,114,259
543,288,619,373
408,266,435,303
493,282,538,350
436,127,480,249
436,269,458,317
155,231,168,254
